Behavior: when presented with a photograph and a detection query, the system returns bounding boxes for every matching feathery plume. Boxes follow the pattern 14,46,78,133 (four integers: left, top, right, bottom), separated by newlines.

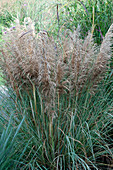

1,18,112,113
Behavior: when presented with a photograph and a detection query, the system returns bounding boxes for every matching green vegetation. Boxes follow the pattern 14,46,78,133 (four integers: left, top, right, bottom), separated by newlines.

64,0,113,44
0,0,113,169
0,77,113,169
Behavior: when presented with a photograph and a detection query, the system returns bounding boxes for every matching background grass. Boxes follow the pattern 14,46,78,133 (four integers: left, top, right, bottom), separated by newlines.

0,0,113,40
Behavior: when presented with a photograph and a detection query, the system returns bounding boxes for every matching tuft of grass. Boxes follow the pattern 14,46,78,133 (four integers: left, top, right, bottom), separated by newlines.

0,1,113,169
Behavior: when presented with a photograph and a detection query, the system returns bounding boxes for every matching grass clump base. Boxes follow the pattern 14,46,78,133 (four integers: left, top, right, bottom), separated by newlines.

0,78,113,169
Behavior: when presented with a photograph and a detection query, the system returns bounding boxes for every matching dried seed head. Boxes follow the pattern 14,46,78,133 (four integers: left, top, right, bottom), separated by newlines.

1,18,112,112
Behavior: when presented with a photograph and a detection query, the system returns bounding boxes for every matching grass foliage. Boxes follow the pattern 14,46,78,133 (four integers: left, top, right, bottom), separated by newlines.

0,0,113,169
0,76,113,169
64,0,113,44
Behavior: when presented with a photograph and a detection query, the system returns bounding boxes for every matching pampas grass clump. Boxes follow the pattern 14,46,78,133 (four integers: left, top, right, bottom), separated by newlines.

0,18,113,169
0,18,113,107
